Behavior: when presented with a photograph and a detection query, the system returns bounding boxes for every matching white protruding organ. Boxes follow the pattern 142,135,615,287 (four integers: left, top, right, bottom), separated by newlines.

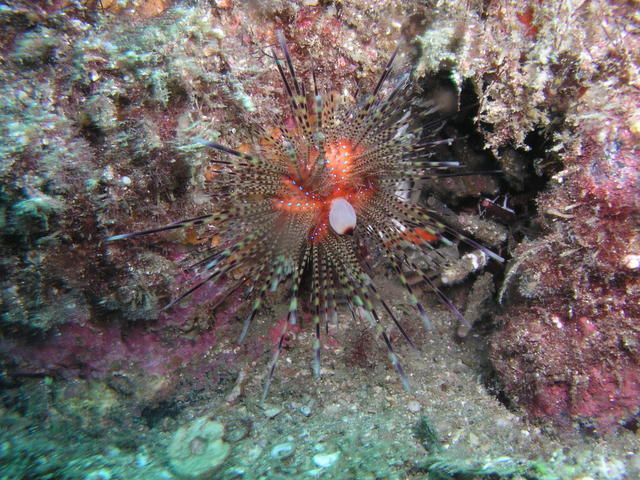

329,197,357,235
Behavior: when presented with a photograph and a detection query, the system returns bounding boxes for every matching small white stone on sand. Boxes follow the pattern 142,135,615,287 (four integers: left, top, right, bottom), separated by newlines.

271,443,294,460
211,27,225,39
622,254,640,270
312,451,340,468
102,166,114,181
299,404,312,416
263,406,282,418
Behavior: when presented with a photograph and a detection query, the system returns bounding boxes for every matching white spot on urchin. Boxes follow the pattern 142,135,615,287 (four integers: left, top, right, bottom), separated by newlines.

395,182,411,201
329,197,356,235
390,218,407,232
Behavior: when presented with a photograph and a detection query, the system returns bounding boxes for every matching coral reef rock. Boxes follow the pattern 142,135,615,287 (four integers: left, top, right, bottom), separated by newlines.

167,416,230,479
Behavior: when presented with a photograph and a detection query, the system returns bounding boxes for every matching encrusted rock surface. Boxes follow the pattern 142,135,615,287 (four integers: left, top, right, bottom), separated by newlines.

167,416,230,479
0,0,639,478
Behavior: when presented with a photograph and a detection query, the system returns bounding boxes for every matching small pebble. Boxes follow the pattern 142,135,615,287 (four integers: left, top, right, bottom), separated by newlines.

225,466,245,477
263,406,282,418
494,416,513,428
211,27,225,39
102,166,114,181
312,451,340,468
271,442,294,460
299,404,312,416
622,254,640,270
245,445,263,463
85,470,112,480
407,400,421,413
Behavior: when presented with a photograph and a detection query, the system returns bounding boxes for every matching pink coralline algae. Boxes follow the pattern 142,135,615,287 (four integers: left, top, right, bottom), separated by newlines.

490,102,640,433
492,302,640,432
580,130,639,213
464,0,640,434
4,276,247,400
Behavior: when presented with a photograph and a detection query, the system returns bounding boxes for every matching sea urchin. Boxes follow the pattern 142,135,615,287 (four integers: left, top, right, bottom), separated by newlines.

107,32,503,399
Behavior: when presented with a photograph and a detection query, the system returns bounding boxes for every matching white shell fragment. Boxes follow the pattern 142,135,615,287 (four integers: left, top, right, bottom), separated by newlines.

441,249,489,285
329,197,357,235
312,451,340,468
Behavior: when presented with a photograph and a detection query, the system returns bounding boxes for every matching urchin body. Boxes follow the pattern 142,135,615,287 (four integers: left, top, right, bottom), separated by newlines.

108,33,502,398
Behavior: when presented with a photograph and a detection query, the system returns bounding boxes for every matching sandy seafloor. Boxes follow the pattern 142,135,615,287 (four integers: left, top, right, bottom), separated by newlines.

1,0,639,479
2,278,638,479
2,282,639,479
